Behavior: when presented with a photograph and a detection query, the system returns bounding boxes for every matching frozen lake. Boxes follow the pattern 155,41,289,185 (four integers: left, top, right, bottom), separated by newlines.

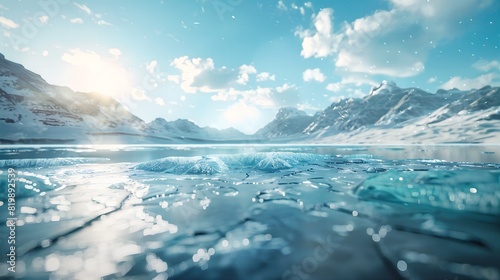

1,145,499,279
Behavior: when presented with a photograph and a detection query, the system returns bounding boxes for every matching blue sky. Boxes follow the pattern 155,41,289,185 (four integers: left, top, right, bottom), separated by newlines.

0,0,499,133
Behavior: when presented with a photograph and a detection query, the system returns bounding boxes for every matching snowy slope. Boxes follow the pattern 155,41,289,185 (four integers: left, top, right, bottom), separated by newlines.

255,107,314,138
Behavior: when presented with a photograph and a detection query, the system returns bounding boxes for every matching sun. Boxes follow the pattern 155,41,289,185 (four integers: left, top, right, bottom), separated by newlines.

62,49,134,100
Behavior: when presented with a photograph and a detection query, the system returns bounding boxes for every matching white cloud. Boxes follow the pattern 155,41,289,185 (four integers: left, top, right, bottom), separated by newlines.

326,76,378,93
42,50,49,57
277,1,312,15
38,15,49,24
212,87,274,107
295,9,342,58
276,83,297,93
96,19,112,26
277,1,287,11
70,18,83,24
74,3,92,15
108,48,121,57
167,75,180,84
441,73,499,90
296,0,493,77
155,97,165,106
297,102,321,112
212,83,300,110
303,68,326,82
0,16,19,29
473,59,500,72
237,64,257,85
256,72,276,82
62,49,100,66
73,3,112,26
171,56,238,93
167,75,181,84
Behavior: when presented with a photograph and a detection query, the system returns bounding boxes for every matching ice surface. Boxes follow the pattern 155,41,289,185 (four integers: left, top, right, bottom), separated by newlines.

1,147,499,280
355,170,500,214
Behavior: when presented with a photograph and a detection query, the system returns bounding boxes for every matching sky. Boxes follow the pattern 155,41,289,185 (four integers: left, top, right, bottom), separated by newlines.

0,0,499,134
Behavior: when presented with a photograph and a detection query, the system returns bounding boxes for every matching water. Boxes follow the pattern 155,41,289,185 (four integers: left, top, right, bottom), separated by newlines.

0,145,499,279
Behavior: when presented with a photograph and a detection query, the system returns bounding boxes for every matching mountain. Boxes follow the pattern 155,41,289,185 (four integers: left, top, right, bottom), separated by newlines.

145,118,247,140
260,81,500,143
255,107,314,138
0,53,246,144
0,54,147,143
2,52,498,144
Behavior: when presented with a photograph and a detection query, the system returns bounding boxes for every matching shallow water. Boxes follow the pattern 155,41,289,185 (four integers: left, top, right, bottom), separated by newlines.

0,145,499,279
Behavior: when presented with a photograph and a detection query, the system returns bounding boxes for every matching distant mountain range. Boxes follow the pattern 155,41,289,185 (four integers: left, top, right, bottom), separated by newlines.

1,53,499,144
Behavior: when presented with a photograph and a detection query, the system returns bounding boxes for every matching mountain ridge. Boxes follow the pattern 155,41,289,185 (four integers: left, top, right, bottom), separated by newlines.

1,53,499,144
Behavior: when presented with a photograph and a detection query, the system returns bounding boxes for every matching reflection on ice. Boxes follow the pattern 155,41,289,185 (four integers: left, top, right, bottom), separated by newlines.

355,170,500,214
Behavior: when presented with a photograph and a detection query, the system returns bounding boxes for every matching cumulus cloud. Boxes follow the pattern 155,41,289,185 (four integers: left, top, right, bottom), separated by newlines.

237,64,257,85
171,56,239,93
256,72,276,82
296,0,493,77
295,9,341,59
303,68,326,82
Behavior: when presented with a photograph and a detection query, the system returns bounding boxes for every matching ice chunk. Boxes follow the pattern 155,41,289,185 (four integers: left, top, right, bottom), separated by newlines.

355,170,500,214
134,156,227,174
135,152,329,174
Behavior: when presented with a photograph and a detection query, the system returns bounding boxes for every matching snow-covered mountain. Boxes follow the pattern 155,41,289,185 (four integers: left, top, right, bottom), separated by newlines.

260,81,500,143
0,53,146,143
2,52,498,144
255,107,314,138
145,118,247,140
0,53,246,144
